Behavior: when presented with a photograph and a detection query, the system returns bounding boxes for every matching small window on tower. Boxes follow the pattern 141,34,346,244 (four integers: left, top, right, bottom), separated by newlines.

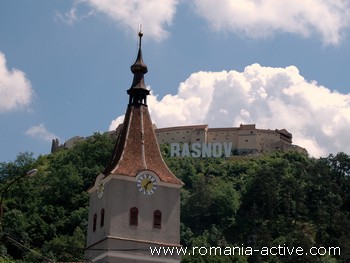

93,213,97,232
130,207,138,226
100,209,105,227
153,210,162,229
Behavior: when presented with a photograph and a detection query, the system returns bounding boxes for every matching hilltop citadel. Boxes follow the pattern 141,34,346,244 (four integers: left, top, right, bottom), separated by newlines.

51,123,307,156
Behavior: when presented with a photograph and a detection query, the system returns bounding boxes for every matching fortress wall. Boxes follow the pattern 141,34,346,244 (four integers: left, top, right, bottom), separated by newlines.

157,129,192,144
190,128,207,143
156,125,208,144
53,124,307,155
207,128,239,149
153,124,295,154
256,129,281,151
237,125,257,151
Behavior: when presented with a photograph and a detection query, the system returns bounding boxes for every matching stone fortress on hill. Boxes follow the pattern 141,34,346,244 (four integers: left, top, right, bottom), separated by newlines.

51,123,307,155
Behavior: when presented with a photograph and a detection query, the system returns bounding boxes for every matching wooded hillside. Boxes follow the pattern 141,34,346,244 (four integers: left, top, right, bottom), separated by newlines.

0,133,349,262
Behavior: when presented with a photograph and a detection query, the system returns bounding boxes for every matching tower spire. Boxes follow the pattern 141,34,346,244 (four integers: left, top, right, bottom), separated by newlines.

103,30,183,185
127,30,150,106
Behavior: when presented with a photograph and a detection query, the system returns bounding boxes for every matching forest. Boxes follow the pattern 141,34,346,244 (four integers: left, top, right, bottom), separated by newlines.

0,133,349,262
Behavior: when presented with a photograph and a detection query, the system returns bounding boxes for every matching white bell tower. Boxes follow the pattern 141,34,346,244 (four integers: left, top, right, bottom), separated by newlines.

84,32,184,263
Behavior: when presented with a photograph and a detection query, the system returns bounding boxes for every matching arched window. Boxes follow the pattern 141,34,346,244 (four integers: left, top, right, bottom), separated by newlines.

93,213,97,232
153,210,162,229
100,209,105,227
129,207,138,226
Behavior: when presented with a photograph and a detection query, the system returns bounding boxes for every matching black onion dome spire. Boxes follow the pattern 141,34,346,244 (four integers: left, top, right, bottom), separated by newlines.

127,31,150,106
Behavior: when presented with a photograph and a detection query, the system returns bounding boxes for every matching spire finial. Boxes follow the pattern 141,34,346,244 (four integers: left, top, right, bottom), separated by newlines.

138,24,143,35
138,24,143,49
127,28,149,106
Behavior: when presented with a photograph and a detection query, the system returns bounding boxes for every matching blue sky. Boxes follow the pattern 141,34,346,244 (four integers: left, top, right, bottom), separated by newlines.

1,0,350,162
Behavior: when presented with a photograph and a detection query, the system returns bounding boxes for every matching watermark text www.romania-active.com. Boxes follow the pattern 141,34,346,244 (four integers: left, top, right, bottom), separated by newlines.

150,245,341,257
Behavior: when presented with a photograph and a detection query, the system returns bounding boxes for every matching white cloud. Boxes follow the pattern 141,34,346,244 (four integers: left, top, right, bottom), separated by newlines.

192,0,350,45
81,0,179,41
25,124,59,142
109,64,350,157
0,52,34,113
62,0,350,44
55,1,94,25
109,115,125,131
56,6,79,25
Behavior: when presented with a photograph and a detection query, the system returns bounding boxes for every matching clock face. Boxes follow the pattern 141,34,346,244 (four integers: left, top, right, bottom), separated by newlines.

136,173,157,195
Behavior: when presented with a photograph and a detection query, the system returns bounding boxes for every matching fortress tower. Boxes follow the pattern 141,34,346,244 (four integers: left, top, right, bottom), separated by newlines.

84,32,184,262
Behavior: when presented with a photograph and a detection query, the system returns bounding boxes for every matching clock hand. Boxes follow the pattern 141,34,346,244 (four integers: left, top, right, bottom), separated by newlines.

144,180,152,189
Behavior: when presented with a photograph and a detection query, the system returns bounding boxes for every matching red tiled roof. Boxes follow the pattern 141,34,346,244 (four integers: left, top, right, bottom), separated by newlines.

104,104,183,185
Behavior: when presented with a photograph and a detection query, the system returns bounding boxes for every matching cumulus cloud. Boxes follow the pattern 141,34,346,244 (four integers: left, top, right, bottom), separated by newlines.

25,124,59,142
61,0,350,44
109,115,125,132
0,52,34,113
80,0,179,41
109,64,350,157
192,0,350,45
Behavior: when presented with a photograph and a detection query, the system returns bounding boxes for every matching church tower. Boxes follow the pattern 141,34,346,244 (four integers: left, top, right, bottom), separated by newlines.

84,32,184,263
